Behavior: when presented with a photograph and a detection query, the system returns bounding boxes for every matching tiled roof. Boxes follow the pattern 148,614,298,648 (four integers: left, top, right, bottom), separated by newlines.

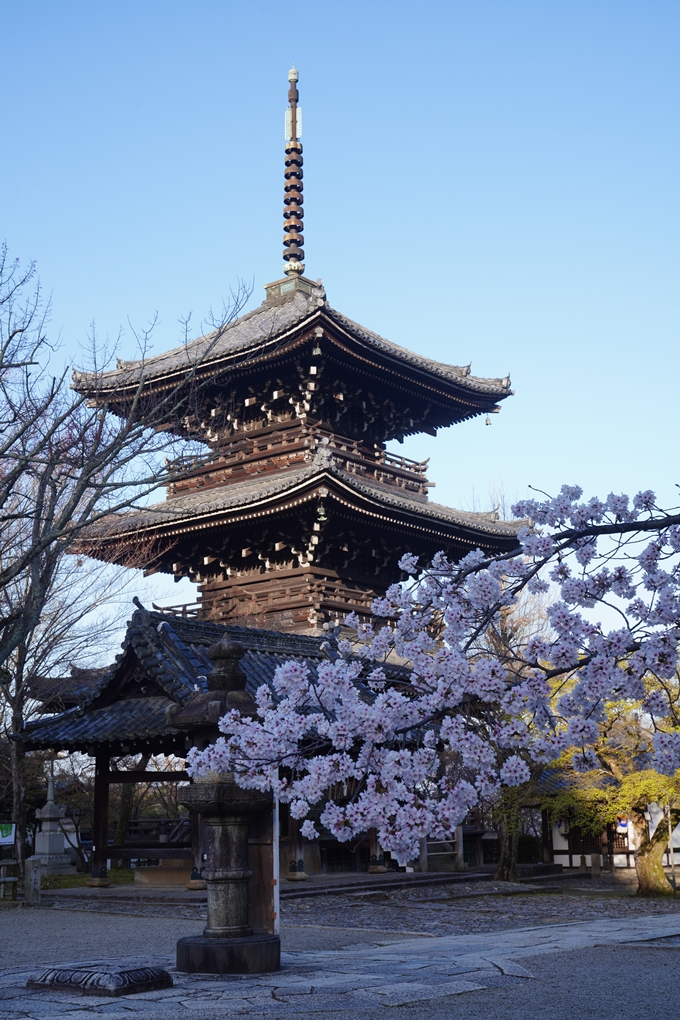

80,447,523,544
72,286,511,400
535,767,619,797
28,666,113,712
22,697,176,749
19,605,332,751
325,305,510,396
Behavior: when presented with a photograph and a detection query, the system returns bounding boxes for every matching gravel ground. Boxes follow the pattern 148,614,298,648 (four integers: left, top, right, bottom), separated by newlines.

282,876,680,937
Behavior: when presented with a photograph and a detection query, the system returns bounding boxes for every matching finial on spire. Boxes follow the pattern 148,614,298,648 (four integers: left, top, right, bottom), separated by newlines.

283,65,304,277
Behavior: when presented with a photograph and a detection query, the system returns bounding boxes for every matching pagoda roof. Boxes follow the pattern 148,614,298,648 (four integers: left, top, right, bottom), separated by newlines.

72,282,511,410
78,446,523,559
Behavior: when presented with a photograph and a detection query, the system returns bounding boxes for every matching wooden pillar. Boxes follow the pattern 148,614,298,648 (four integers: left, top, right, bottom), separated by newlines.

248,802,278,933
369,828,388,873
541,809,553,865
285,814,307,881
454,825,465,871
187,811,207,889
87,753,111,887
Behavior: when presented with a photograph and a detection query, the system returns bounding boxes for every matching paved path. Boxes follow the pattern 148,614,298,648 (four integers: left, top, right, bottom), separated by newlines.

1,913,680,1018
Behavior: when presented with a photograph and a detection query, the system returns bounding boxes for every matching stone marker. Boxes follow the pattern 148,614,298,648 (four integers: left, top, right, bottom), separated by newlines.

24,857,41,904
176,774,280,974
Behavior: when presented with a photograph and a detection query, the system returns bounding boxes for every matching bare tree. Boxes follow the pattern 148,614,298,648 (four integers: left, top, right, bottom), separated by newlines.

0,243,250,671
0,553,137,871
0,243,250,865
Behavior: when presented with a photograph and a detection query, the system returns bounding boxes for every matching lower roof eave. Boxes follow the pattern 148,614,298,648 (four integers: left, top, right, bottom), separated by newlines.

79,469,522,563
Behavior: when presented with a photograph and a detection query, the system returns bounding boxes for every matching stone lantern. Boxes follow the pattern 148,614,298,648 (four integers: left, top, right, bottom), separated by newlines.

34,777,76,876
171,639,280,974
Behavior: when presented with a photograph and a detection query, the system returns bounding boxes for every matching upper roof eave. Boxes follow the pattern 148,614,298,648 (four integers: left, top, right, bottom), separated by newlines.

71,289,511,402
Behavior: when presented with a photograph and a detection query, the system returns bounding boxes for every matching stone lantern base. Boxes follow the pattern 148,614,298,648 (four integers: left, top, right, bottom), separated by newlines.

176,934,280,974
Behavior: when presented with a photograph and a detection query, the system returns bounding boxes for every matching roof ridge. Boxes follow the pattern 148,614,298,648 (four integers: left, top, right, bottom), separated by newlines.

72,290,318,388
325,305,511,395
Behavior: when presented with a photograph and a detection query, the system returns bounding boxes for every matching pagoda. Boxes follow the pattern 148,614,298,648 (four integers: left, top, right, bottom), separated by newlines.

74,68,521,633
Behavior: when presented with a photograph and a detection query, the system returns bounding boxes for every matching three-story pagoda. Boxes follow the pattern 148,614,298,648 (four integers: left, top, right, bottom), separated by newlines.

74,68,521,633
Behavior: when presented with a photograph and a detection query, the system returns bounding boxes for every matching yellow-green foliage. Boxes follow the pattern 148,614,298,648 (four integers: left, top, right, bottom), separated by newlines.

543,783,608,836
609,769,680,818
543,768,680,835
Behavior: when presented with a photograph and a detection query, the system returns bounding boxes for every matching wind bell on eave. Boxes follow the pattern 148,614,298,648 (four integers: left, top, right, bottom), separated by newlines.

283,65,304,277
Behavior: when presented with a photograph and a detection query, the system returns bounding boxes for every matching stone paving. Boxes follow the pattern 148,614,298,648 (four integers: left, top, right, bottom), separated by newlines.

2,912,680,1018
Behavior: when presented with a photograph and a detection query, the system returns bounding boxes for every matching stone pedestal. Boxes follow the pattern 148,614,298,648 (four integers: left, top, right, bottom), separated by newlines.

27,965,172,997
177,775,280,974
176,933,280,975
34,778,76,876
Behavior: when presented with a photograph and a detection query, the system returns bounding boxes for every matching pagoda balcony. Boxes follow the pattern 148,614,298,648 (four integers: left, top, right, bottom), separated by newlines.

165,424,433,500
152,601,202,619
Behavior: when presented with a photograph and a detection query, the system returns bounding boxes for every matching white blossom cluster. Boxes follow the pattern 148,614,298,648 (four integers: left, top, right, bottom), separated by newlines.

188,484,680,865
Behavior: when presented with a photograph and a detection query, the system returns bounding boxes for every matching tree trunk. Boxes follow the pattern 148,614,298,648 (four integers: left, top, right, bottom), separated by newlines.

10,726,26,876
10,647,28,876
630,808,672,896
495,819,519,881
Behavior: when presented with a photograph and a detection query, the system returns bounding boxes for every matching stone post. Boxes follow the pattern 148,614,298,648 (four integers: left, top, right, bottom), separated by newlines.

88,755,111,887
24,856,41,904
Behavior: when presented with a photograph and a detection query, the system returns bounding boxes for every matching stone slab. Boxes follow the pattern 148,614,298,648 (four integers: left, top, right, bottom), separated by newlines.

26,965,173,997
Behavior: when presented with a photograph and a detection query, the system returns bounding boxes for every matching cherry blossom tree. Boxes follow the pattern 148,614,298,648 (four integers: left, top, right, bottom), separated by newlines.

188,485,680,883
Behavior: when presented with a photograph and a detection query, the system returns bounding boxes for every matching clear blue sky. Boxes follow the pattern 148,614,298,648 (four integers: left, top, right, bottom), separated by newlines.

3,2,678,605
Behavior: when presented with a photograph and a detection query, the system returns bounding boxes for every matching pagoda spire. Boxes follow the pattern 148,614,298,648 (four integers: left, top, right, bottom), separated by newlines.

282,65,304,277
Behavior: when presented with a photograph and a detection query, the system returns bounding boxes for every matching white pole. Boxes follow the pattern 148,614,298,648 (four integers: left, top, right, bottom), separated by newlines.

668,806,677,896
